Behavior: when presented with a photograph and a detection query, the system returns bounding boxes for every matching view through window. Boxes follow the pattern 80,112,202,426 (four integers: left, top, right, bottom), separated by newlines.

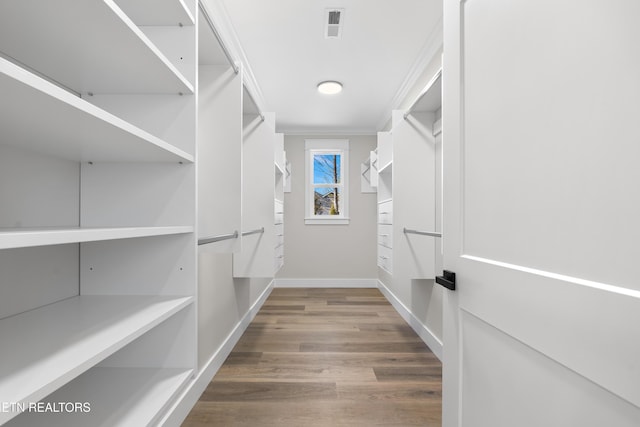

305,139,349,224
313,153,342,215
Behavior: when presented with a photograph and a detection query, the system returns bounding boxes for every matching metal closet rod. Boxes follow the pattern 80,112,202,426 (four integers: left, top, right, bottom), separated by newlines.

404,68,443,120
198,1,238,74
403,227,442,238
199,2,265,122
242,227,265,236
198,230,239,245
198,227,264,245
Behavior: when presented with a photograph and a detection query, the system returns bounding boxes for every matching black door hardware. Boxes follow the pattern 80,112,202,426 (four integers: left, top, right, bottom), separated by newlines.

435,270,456,290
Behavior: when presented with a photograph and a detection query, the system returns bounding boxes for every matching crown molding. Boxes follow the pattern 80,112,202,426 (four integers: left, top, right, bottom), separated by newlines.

201,0,268,112
280,129,377,136
375,18,443,131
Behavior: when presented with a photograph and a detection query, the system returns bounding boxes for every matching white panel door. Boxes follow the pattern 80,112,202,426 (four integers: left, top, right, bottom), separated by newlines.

442,0,640,426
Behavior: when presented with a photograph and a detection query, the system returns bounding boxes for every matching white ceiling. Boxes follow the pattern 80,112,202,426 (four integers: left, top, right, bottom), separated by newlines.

213,0,442,134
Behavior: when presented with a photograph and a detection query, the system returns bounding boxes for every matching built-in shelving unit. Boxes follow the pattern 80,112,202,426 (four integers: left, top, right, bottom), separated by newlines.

376,132,394,274
0,0,194,94
274,133,286,273
0,296,192,422
377,69,442,280
115,0,195,26
7,368,193,427
0,0,197,424
0,57,193,163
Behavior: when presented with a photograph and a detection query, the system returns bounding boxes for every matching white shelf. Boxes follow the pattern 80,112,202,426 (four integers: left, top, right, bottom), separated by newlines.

275,160,285,175
116,0,195,26
0,226,194,250
0,295,193,425
5,367,193,427
0,0,193,94
0,57,193,163
378,198,394,205
378,160,393,173
409,69,442,114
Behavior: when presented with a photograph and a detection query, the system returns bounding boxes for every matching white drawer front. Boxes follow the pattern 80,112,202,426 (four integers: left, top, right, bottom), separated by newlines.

378,224,393,248
378,200,393,225
274,223,284,239
377,244,393,274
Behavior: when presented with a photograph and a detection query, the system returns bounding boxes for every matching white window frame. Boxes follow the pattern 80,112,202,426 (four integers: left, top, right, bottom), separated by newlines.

305,139,349,225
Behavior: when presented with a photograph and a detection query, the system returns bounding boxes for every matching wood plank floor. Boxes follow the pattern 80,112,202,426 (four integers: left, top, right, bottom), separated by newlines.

182,288,442,426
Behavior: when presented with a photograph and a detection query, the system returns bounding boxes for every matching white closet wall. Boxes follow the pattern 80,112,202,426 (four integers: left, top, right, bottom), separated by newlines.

0,1,197,425
233,109,278,277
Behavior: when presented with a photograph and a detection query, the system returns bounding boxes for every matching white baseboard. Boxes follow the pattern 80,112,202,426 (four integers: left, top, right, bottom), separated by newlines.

159,279,275,427
377,279,443,361
275,278,378,288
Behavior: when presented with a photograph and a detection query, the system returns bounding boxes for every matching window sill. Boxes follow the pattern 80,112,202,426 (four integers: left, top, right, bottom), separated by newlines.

305,217,350,225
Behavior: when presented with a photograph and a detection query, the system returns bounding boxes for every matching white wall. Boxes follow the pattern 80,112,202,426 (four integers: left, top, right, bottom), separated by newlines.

277,134,378,281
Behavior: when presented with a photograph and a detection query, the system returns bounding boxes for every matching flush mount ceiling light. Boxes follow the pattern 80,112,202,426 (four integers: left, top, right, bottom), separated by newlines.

317,81,343,95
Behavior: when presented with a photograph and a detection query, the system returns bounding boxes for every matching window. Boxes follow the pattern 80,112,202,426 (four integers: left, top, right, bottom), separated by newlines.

305,139,349,224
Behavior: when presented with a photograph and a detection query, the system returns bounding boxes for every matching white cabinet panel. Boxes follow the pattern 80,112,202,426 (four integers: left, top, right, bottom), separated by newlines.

0,1,197,424
392,110,437,280
378,244,393,274
197,65,242,253
378,199,394,225
377,131,393,170
233,113,276,277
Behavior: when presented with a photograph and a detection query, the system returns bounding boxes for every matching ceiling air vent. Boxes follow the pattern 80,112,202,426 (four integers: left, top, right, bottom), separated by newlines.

325,8,345,39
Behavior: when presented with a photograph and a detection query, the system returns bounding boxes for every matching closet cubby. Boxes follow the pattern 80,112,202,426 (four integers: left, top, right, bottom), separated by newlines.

0,0,197,424
0,58,193,163
0,0,194,95
114,0,196,26
5,306,195,427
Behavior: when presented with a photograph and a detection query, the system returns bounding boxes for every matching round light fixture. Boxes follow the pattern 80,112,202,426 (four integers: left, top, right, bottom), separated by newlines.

317,81,343,95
